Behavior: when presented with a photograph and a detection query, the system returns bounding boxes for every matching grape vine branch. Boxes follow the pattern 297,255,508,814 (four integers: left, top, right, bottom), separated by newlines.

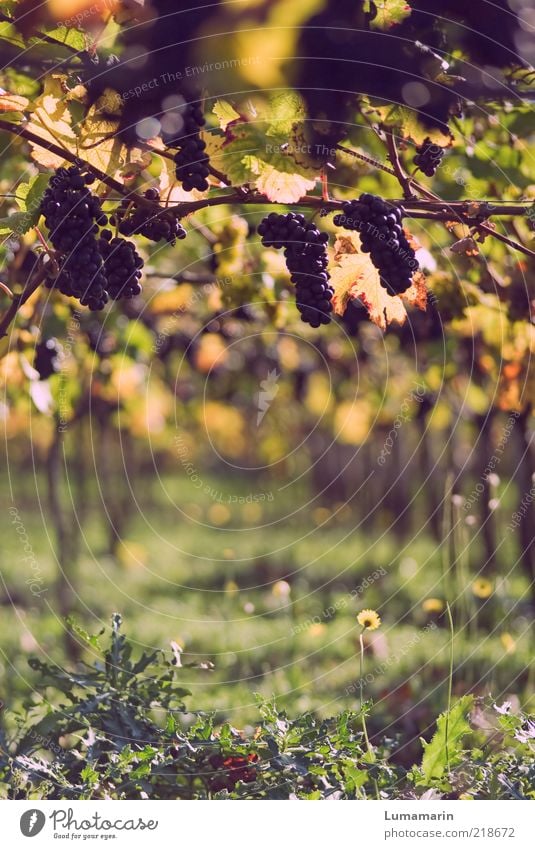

0,259,48,339
1,90,534,341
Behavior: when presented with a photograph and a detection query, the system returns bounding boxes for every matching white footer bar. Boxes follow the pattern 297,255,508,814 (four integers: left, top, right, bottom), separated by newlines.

3,799,533,848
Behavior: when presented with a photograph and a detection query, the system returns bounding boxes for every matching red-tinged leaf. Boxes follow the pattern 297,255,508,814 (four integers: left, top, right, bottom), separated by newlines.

0,93,28,113
403,270,428,311
330,232,408,330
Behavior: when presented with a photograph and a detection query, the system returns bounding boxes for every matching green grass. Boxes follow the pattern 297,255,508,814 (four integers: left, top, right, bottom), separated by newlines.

0,472,531,732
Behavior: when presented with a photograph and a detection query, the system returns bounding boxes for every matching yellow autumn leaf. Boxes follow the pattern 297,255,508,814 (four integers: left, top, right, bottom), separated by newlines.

65,84,88,103
27,75,77,168
387,106,452,147
77,91,126,179
213,99,241,131
27,81,143,182
119,148,153,181
404,270,428,311
330,231,426,331
255,164,316,203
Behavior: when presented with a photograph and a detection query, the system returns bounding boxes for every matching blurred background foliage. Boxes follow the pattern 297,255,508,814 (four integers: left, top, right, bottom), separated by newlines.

0,0,533,742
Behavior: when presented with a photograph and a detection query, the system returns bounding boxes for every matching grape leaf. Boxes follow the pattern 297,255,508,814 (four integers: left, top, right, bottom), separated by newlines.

404,270,428,311
42,25,87,52
370,0,413,29
218,95,318,196
330,232,408,330
26,74,78,168
77,90,126,177
213,99,240,131
26,78,137,180
383,105,451,145
265,92,306,138
255,164,316,203
0,20,26,49
15,173,50,216
0,211,34,235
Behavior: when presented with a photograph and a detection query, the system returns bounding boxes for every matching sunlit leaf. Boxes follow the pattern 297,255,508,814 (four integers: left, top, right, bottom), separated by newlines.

369,0,413,29
255,165,316,203
0,91,28,112
26,74,77,168
330,231,425,330
213,99,241,131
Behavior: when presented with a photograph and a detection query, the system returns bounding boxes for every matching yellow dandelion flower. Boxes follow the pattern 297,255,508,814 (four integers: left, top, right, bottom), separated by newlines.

472,578,493,599
500,632,516,654
357,609,381,631
422,597,445,614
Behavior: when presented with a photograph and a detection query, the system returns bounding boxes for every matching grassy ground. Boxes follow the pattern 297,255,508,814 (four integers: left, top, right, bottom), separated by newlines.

1,471,532,757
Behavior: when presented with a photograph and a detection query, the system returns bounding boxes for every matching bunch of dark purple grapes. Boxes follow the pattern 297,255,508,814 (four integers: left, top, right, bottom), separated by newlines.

171,102,210,192
40,166,109,310
97,231,144,300
40,166,145,309
334,194,418,295
414,138,445,177
258,212,333,327
111,189,186,245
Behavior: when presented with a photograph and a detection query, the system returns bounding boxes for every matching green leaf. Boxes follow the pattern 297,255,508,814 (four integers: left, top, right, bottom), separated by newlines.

0,174,48,235
419,695,474,785
343,764,368,790
0,211,33,235
16,173,49,215
43,25,87,52
384,104,449,145
81,765,99,786
218,94,317,193
0,21,26,50
213,99,240,130
66,617,104,652
165,713,177,735
265,92,306,138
